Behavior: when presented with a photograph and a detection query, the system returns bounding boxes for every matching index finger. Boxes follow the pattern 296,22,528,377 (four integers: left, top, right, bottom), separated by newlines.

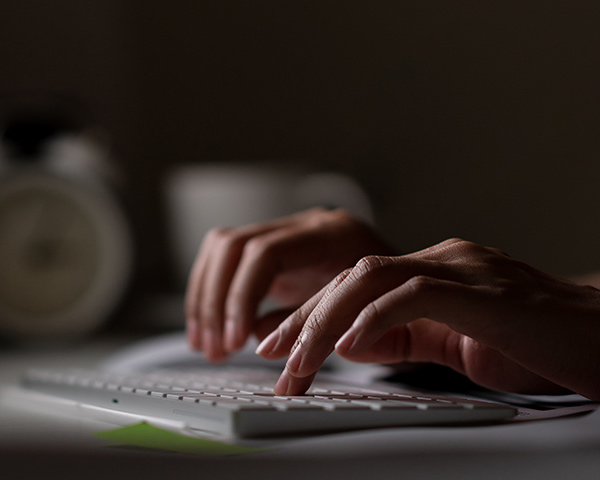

276,256,454,395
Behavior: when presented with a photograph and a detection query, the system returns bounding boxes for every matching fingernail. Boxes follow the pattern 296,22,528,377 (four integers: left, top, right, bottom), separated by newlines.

335,328,356,354
286,345,303,374
255,329,280,357
274,369,290,395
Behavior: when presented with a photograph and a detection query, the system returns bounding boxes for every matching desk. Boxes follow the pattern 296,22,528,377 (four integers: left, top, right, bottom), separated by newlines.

2,334,600,480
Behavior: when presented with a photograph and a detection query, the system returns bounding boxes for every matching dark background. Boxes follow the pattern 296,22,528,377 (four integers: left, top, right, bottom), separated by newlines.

2,1,600,301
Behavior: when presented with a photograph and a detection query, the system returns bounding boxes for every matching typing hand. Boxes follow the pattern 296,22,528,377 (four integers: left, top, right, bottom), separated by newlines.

256,239,600,400
185,208,394,361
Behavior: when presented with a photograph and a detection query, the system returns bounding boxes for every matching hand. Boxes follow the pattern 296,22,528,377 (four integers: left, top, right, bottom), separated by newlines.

256,239,600,400
185,208,395,361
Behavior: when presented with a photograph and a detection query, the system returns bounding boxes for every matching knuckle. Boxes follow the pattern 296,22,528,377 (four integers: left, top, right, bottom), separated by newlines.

439,237,466,248
300,308,339,349
290,336,302,355
206,227,248,256
306,207,356,228
443,237,474,250
205,226,231,243
404,275,438,298
353,255,389,278
219,231,246,252
300,206,335,224
306,312,327,338
331,268,352,287
439,238,486,263
244,236,278,262
446,238,477,254
323,207,352,223
319,269,353,299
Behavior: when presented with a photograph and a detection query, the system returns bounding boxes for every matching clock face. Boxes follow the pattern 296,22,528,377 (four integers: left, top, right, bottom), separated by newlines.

0,173,132,339
0,184,101,315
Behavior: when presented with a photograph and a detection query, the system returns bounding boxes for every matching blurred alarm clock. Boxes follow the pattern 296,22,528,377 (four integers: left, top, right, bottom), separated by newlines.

0,109,133,342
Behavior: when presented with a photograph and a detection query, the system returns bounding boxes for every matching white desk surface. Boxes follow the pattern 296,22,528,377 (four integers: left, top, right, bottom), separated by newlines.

2,333,600,480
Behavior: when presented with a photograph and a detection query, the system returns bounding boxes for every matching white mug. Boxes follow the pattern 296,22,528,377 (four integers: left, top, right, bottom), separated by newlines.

165,161,373,287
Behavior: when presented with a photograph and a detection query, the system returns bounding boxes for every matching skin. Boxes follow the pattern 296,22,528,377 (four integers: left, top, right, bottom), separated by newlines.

185,208,600,401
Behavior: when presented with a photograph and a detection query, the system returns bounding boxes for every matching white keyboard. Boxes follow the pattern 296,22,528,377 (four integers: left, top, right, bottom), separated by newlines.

21,366,517,438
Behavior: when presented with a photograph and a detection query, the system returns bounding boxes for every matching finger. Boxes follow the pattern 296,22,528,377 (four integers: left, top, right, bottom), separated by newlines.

283,256,449,382
222,222,354,352
255,270,352,359
406,238,465,260
335,276,509,361
184,231,218,350
196,219,300,359
337,319,465,368
196,228,242,361
273,369,317,396
334,271,577,396
338,320,567,394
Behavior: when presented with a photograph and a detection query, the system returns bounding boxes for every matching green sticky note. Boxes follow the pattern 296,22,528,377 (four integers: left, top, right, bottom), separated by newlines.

95,422,265,456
